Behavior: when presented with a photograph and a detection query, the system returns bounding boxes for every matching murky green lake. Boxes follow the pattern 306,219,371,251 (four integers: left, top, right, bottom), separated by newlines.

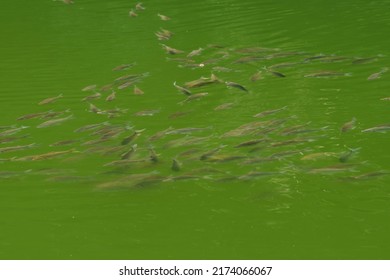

1,0,389,259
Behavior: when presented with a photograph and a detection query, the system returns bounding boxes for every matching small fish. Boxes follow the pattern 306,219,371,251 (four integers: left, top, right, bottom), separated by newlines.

187,48,204,57
74,122,109,133
112,63,136,71
304,71,350,78
149,147,159,163
234,138,268,148
0,143,36,154
134,109,160,116
253,106,287,118
133,85,144,95
88,103,103,114
341,117,356,132
225,81,248,92
264,67,286,77
308,164,356,174
82,92,101,101
168,111,192,119
105,91,116,102
380,97,390,101
157,13,170,21
17,111,49,121
238,171,278,180
0,126,29,137
214,103,233,111
165,127,212,135
300,152,337,161
173,82,192,96
178,92,208,104
148,127,174,141
50,139,79,147
121,144,137,160
200,145,226,161
129,9,138,17
361,124,390,133
13,149,78,161
339,147,360,163
367,67,388,80
38,94,63,105
171,158,182,171
81,84,97,92
37,115,73,128
160,44,184,55
345,171,389,180
250,71,263,82
135,2,145,10
41,109,71,120
352,57,378,64
121,129,145,145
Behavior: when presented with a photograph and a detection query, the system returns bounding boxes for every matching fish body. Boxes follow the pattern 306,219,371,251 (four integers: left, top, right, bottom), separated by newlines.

105,91,116,102
0,143,36,153
174,82,192,96
225,81,248,92
82,92,101,101
38,94,63,105
37,115,73,128
0,126,29,137
341,117,356,132
253,106,287,118
362,125,390,133
157,13,170,20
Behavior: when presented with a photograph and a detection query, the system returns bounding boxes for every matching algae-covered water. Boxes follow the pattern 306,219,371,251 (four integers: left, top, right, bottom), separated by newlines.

1,0,390,259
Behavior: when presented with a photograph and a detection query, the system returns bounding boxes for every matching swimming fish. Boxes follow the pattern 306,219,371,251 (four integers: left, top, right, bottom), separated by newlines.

157,13,170,21
38,94,63,105
341,117,356,132
37,115,73,128
225,81,248,92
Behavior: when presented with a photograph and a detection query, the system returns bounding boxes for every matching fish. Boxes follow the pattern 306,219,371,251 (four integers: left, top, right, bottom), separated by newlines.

341,117,356,132
0,134,29,144
268,62,301,69
50,139,79,147
253,106,287,118
114,74,141,82
235,47,278,53
100,84,113,92
233,56,264,64
199,145,226,161
367,67,388,80
304,71,350,78
339,147,360,163
129,9,138,17
105,91,116,102
74,122,109,133
171,158,182,171
82,92,101,101
238,171,278,180
361,124,390,133
160,44,184,55
121,144,137,160
149,147,159,163
352,57,378,64
178,92,208,104
308,164,356,174
0,143,36,153
135,2,145,10
234,138,268,148
121,129,145,145
12,149,78,161
81,84,97,92
214,103,233,111
134,110,160,116
132,85,144,95
184,75,221,88
37,115,73,128
88,103,103,114
344,171,389,180
187,48,204,57
103,159,146,167
112,62,136,71
41,109,71,120
168,111,192,119
250,71,263,81
38,94,63,105
157,13,170,21
164,136,210,148
225,81,248,92
380,97,390,101
173,81,192,96
17,111,50,121
204,154,246,163
0,126,29,137
264,67,286,77
165,127,212,135
148,127,174,141
300,152,337,161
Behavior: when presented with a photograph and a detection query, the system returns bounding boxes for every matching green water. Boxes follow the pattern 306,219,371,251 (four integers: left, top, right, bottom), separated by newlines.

1,0,390,259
